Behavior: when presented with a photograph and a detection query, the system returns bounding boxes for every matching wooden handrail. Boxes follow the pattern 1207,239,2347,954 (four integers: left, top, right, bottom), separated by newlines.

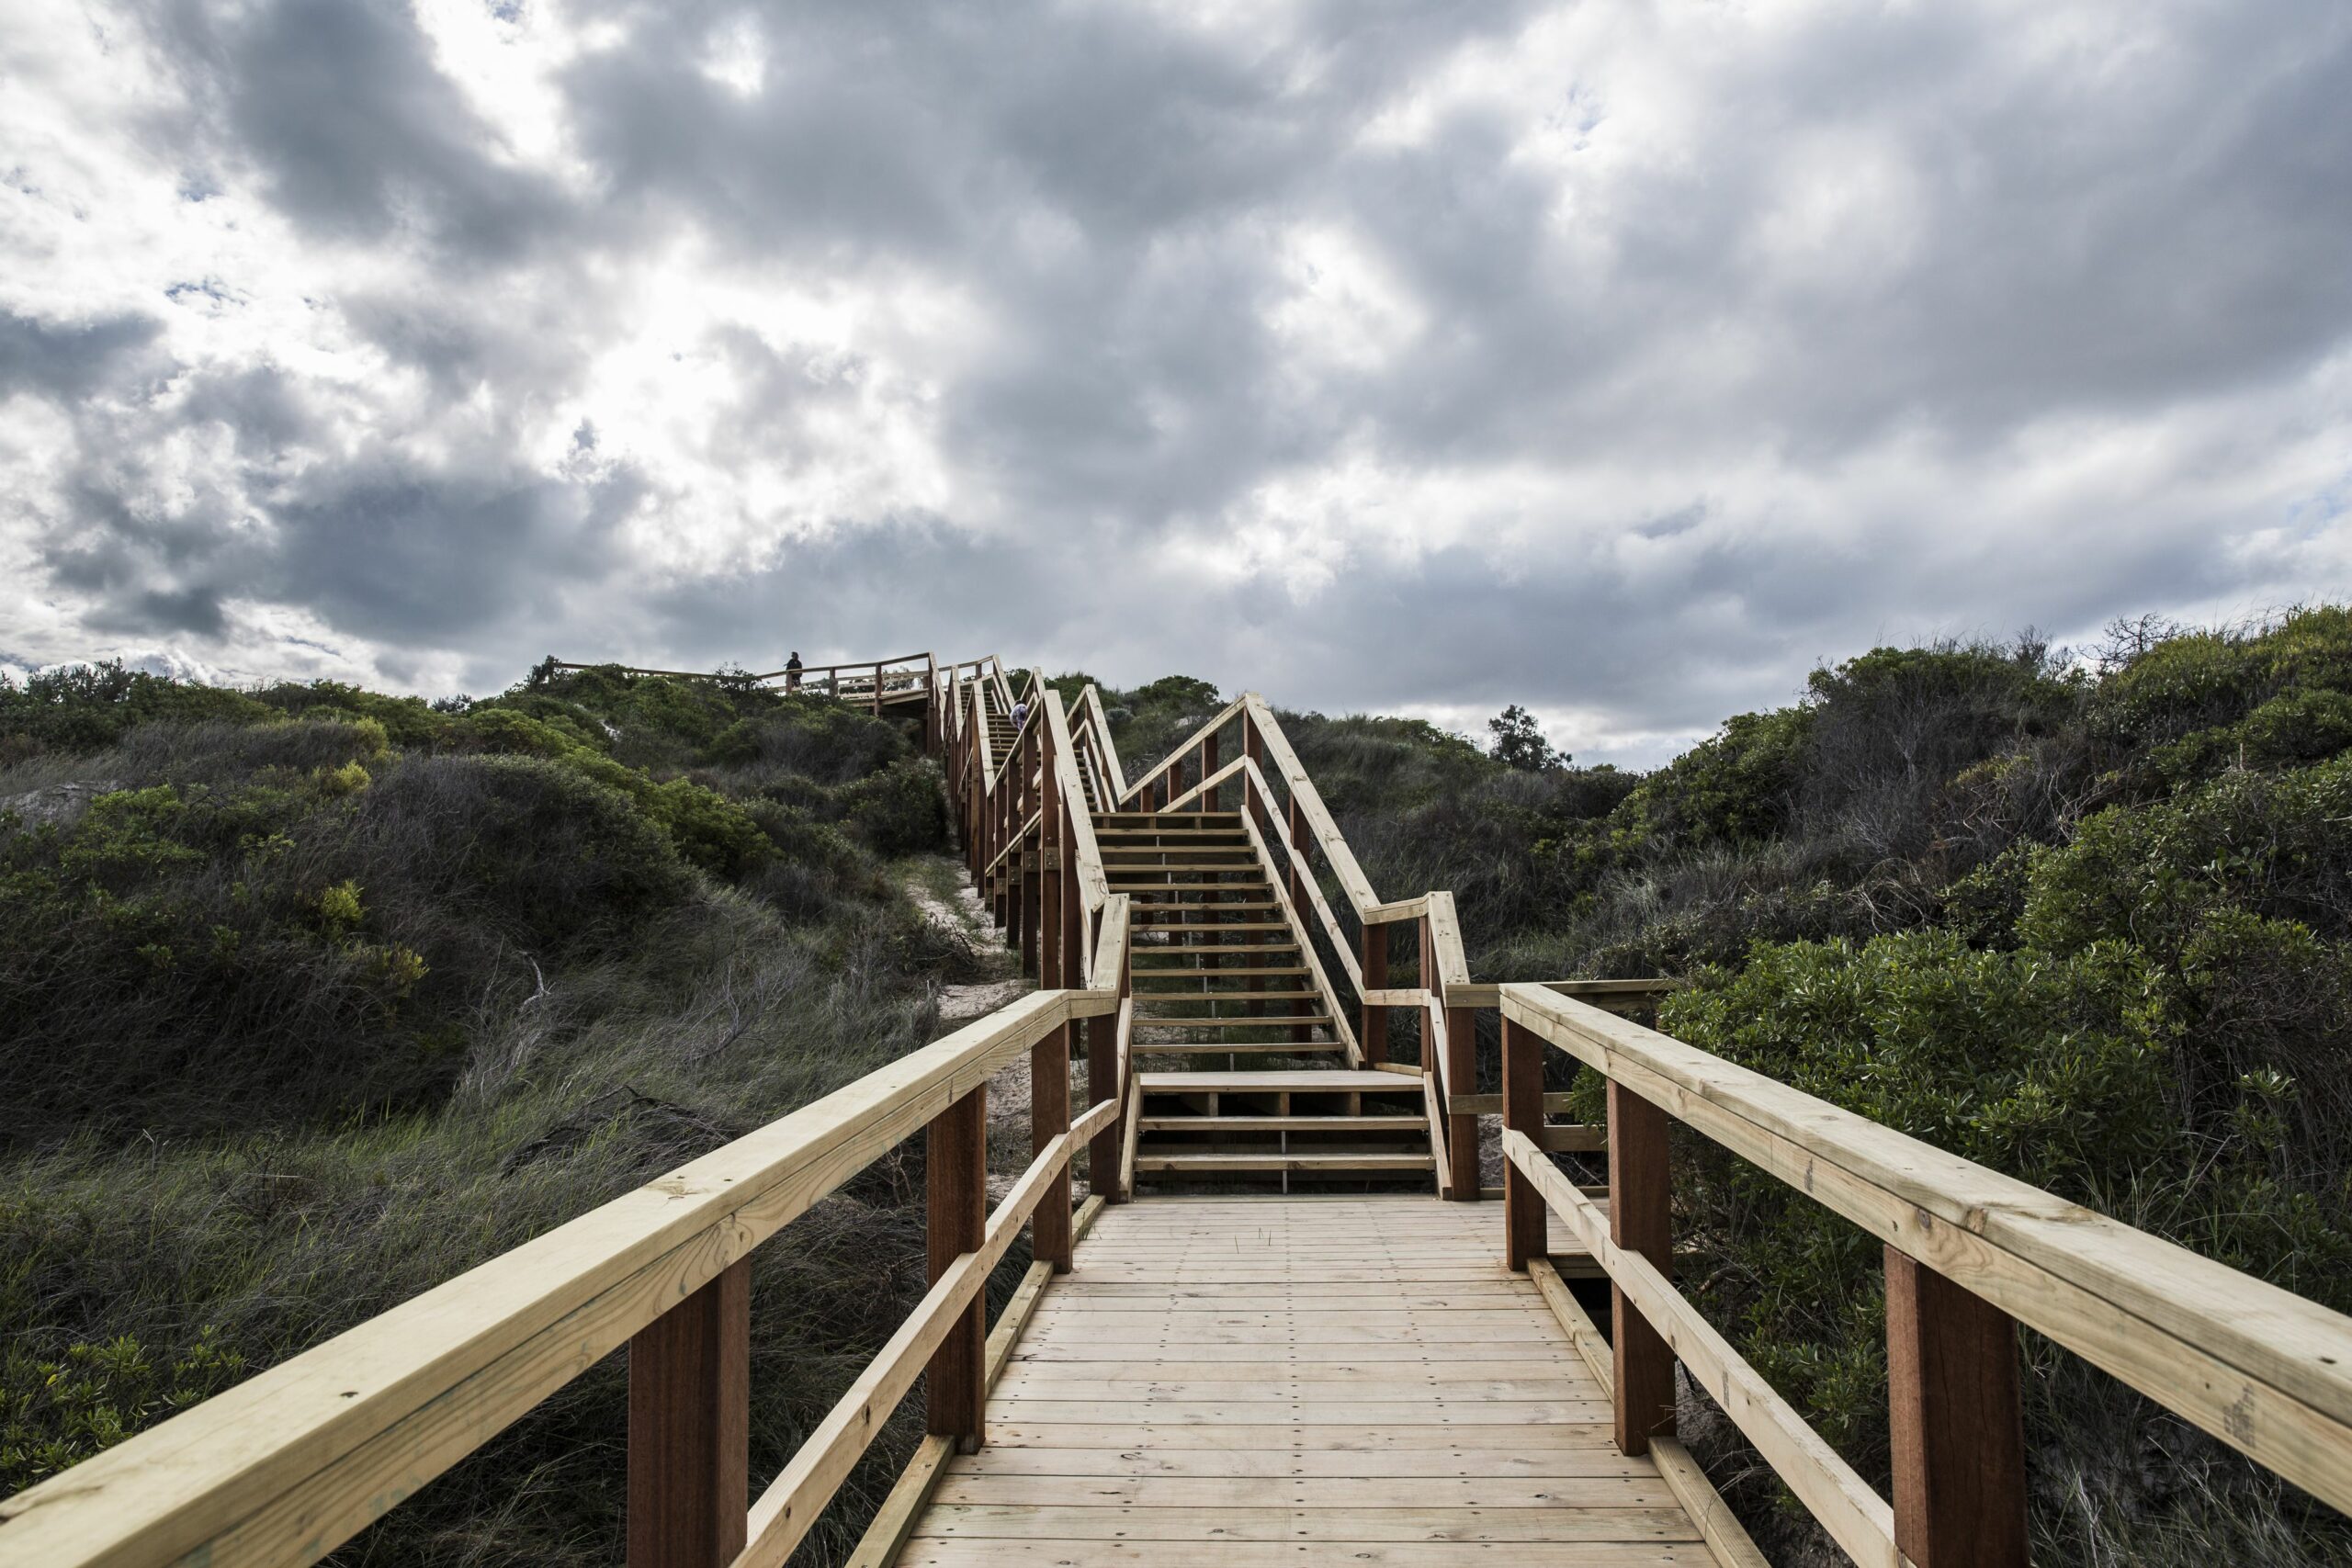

1492,982,2352,1544
547,653,935,684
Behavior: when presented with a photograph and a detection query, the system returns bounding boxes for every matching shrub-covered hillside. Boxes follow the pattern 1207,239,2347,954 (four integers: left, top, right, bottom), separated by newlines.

0,661,978,1563
1074,607,2352,1565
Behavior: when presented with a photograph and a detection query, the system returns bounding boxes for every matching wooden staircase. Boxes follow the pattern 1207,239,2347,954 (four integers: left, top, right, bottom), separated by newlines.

1099,808,1434,1186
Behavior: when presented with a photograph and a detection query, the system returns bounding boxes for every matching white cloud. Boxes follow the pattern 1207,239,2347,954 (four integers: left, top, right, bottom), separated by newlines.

0,0,2346,759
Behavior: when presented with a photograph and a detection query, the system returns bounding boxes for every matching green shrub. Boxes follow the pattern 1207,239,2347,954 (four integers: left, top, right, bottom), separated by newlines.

835,760,949,855
0,1328,245,1493
1613,706,1815,850
0,661,275,751
703,697,907,784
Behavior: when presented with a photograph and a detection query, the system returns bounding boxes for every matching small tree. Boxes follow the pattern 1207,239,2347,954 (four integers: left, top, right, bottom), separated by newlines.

1488,705,1566,772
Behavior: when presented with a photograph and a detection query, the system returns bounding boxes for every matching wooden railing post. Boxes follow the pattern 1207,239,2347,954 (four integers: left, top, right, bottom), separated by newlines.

1361,920,1388,1065
1609,1081,1676,1454
1088,1005,1120,1204
1444,999,1478,1200
1502,1016,1544,1269
628,1259,749,1568
1038,757,1063,990
926,1087,987,1450
1059,801,1083,983
1033,1024,1072,1272
1202,729,1220,813
1886,1250,2030,1568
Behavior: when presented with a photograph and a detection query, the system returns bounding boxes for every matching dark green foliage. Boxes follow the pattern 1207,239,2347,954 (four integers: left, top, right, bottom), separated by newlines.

0,654,975,1557
1487,705,1566,772
703,695,909,784
1,1328,246,1488
250,680,447,747
0,660,275,751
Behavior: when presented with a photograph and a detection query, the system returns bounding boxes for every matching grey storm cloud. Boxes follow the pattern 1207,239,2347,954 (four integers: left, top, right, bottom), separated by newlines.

1,0,2349,761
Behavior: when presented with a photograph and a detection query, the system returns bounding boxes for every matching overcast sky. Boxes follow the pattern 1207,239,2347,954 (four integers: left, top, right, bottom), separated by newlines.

4,0,2348,765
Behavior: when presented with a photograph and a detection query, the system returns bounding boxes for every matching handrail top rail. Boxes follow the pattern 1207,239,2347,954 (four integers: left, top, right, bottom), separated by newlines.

1497,981,2352,1516
547,652,937,683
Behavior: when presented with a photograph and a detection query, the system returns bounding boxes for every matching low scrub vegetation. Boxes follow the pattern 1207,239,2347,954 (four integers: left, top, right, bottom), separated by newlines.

1082,606,2352,1564
0,661,977,1562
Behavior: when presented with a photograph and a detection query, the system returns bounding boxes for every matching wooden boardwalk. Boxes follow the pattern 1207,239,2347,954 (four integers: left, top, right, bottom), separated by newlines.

899,1196,1714,1565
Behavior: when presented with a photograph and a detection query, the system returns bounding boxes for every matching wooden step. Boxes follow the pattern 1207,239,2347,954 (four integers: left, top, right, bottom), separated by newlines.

1133,943,1302,956
1136,1152,1435,1173
1093,813,1241,826
1134,920,1291,931
1131,1041,1350,1055
1130,900,1279,911
1096,829,1251,840
1138,1070,1421,1094
1136,1115,1427,1134
1132,968,1308,981
1135,1021,1338,1037
1136,993,1321,1006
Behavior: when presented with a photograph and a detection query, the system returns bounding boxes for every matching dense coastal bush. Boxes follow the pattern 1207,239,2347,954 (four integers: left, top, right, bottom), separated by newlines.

0,662,977,1560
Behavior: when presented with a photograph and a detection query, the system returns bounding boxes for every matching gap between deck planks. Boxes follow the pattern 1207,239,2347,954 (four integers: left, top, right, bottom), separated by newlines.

893,1196,1723,1567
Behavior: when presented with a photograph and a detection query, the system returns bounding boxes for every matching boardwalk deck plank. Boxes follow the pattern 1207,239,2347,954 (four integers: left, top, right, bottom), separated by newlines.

896,1195,1718,1563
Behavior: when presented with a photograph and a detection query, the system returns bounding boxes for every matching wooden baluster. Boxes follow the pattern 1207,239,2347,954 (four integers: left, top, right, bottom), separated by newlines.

1088,997,1120,1204
1886,1250,2030,1567
1445,1001,1478,1199
1060,799,1084,988
1361,921,1388,1066
1502,1016,1545,1269
1287,795,1311,1044
872,660,883,716
1033,1023,1072,1272
926,1087,987,1450
1038,756,1063,990
1202,730,1220,814
1019,731,1041,976
628,1259,749,1568
1090,942,1130,1203
1609,1082,1676,1454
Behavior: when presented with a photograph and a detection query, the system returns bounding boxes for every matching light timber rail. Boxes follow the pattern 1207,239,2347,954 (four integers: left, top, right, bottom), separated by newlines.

4,650,2350,1568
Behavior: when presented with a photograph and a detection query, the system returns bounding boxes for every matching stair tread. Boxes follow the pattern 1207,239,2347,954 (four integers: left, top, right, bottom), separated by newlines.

1133,1042,1350,1055
1136,992,1322,1003
1137,1115,1426,1132
1134,944,1302,954
1139,1070,1421,1091
1138,1153,1435,1171
1135,1016,1337,1028
1133,969,1308,979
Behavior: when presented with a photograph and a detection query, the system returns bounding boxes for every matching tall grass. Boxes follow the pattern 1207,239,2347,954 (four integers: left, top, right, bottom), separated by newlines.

1,663,999,1562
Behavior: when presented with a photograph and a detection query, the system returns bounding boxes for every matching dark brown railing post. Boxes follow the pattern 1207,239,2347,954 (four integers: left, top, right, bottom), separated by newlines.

1361,921,1388,1065
1202,728,1220,813
1444,1001,1478,1200
926,1087,987,1450
1886,1250,2030,1568
627,1259,749,1568
1033,1023,1072,1271
1609,1082,1676,1454
1502,1016,1545,1269
1038,755,1063,990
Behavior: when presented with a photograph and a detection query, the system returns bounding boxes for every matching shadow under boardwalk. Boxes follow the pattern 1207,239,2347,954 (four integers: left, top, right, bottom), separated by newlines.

898,1196,1717,1565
